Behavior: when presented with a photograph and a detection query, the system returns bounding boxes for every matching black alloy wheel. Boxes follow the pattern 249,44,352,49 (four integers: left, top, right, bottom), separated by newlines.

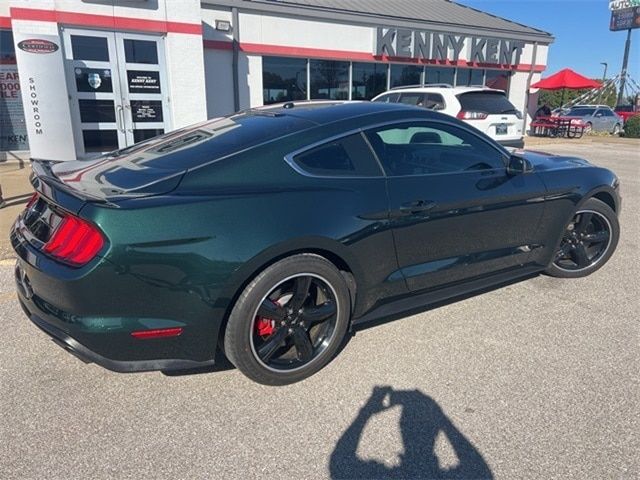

251,274,339,372
224,254,350,385
546,198,619,278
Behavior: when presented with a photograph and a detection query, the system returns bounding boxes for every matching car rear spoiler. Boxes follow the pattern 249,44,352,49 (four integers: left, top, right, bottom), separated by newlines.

30,159,114,214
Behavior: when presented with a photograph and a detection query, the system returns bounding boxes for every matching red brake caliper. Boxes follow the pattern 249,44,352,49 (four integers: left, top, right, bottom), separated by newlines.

255,300,279,337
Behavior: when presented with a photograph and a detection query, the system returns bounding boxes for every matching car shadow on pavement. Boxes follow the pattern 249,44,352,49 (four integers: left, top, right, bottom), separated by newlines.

330,386,493,480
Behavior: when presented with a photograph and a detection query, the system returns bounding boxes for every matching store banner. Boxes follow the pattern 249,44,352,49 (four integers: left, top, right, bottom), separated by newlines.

0,60,29,151
12,31,76,160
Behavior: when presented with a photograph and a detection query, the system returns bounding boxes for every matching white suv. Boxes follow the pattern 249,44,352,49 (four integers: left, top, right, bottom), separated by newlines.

372,85,524,148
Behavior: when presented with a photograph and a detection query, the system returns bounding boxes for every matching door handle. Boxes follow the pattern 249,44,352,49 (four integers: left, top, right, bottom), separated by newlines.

124,104,132,132
399,200,437,215
116,105,125,133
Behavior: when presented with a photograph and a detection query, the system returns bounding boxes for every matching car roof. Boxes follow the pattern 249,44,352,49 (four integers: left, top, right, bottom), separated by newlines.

376,86,505,96
255,100,435,125
571,105,611,108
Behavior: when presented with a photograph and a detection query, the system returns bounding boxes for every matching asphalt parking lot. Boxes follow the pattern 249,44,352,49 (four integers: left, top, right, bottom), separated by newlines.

1,141,638,479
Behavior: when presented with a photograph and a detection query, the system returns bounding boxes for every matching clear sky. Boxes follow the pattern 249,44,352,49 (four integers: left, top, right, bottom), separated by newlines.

456,0,639,82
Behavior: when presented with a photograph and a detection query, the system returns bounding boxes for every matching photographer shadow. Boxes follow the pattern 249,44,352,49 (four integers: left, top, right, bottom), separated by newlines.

330,387,493,480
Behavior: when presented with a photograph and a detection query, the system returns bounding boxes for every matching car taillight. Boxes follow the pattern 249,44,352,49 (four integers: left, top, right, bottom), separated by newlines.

43,214,105,266
457,111,488,120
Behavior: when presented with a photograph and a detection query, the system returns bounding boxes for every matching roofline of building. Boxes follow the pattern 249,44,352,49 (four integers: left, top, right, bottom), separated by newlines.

201,0,555,44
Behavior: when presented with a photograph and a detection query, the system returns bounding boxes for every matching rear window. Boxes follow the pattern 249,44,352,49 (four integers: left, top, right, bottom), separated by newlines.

614,105,633,112
49,112,316,197
457,91,518,115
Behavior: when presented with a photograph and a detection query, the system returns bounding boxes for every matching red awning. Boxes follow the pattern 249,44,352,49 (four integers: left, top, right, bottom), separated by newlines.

531,68,602,90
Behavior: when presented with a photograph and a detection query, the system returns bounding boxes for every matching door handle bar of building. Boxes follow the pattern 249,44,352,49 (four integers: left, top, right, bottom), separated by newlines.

116,105,125,133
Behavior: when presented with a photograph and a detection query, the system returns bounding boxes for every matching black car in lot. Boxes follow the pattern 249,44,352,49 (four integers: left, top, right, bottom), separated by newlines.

12,102,621,385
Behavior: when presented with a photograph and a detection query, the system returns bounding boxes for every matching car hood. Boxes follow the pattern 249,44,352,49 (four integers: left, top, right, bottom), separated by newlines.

519,150,591,172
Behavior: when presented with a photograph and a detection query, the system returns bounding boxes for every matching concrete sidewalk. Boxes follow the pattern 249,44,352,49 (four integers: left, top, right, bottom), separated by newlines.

0,163,33,260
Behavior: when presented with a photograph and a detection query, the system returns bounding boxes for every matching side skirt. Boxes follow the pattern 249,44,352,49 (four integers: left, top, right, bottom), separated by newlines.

352,265,542,327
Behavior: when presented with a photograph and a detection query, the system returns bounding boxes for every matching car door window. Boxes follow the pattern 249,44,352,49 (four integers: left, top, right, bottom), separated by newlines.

365,122,506,176
292,133,383,177
399,93,426,107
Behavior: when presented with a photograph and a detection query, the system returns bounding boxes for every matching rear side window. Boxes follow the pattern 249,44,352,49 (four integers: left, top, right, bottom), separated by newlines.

425,93,445,110
292,133,382,177
457,92,518,115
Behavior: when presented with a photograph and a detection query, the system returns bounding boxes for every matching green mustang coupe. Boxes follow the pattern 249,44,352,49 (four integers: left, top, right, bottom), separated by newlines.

11,102,620,385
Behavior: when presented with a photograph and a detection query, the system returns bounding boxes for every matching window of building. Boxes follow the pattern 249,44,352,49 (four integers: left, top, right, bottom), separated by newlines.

425,67,455,86
262,57,308,105
124,39,158,64
292,133,382,177
485,70,512,93
456,68,484,87
390,65,423,88
71,35,109,61
365,122,505,176
310,60,349,100
352,62,387,100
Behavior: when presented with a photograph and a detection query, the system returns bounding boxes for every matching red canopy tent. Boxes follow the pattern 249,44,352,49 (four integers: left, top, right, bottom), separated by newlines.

531,68,602,106
531,68,602,90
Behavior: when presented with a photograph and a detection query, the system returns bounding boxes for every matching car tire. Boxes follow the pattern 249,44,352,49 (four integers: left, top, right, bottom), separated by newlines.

545,198,619,279
612,123,621,135
224,254,351,385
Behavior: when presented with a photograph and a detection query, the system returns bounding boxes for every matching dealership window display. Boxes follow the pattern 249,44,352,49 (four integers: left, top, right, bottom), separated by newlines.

310,60,349,100
263,56,308,104
351,62,387,100
390,64,423,88
262,56,512,106
0,30,29,151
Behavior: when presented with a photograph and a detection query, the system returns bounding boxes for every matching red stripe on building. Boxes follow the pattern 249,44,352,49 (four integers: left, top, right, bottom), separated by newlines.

204,40,545,72
0,16,11,29
9,8,202,35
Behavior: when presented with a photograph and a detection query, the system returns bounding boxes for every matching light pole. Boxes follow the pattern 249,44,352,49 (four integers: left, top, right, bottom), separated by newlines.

599,62,608,104
600,62,608,82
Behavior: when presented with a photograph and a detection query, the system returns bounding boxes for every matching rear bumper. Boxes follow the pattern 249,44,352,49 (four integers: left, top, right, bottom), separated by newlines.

11,227,222,372
22,299,216,372
498,138,525,149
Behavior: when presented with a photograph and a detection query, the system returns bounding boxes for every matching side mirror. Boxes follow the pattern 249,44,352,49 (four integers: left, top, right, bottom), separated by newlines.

507,154,533,175
596,113,603,117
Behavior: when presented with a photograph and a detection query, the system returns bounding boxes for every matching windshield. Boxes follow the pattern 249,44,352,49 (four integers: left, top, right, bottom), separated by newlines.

615,105,633,112
456,91,519,115
566,108,595,117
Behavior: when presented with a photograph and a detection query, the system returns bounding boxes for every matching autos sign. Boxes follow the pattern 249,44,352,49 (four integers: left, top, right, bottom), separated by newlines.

610,6,640,30
610,0,640,10
17,39,59,54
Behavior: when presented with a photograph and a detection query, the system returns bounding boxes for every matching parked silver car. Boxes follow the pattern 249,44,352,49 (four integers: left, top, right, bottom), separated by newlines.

563,105,623,134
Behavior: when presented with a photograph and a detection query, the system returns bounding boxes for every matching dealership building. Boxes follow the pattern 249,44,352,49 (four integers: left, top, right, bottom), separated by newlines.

0,0,553,161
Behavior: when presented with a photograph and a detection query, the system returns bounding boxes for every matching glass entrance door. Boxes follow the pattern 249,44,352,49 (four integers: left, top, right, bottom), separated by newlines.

62,28,171,158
